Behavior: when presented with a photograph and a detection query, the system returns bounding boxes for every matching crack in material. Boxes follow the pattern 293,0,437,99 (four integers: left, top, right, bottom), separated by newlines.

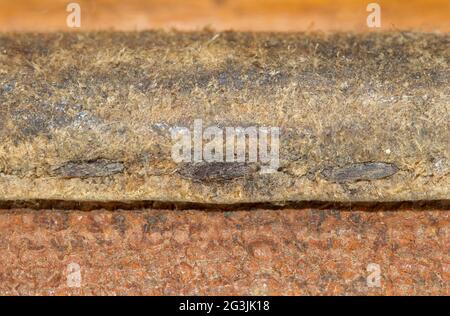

0,200,448,212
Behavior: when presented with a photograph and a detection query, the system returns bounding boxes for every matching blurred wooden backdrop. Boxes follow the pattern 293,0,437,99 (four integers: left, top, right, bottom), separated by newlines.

0,0,448,32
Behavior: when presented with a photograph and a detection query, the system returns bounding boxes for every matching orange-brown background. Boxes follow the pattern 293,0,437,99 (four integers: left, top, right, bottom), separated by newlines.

0,0,449,32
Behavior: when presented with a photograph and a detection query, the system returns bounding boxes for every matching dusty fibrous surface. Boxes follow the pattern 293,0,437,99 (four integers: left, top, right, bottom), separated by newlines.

0,207,448,295
0,28,448,296
0,31,449,203
1,1,448,298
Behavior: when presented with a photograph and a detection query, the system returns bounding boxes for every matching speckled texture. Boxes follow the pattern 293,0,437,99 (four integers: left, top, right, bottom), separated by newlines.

0,207,448,295
0,31,448,203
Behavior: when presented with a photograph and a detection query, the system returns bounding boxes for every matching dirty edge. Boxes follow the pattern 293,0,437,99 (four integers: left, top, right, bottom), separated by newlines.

0,200,448,212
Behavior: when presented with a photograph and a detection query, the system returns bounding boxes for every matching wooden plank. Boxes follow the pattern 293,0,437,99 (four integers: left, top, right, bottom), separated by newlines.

0,31,448,203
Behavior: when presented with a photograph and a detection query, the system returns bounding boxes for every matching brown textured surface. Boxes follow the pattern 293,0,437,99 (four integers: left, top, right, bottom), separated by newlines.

1,0,449,32
1,0,448,297
1,31,448,203
0,207,448,295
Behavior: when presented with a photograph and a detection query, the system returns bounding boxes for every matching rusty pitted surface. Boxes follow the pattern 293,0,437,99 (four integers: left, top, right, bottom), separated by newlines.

0,31,449,203
0,207,448,295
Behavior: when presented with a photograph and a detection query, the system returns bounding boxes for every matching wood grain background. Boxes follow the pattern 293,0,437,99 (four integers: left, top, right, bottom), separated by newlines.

1,0,449,32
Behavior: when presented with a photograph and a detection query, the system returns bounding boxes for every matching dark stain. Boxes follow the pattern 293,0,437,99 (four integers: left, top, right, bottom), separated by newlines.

50,159,124,178
373,226,388,250
9,101,85,139
69,234,88,250
88,215,104,234
50,237,68,253
329,209,342,220
321,162,398,182
112,214,127,235
177,162,258,182
213,0,227,6
145,58,289,95
350,213,361,224
142,214,167,233
309,209,328,232
23,238,45,251
33,212,69,231
295,241,308,252
12,107,49,137
1,83,14,94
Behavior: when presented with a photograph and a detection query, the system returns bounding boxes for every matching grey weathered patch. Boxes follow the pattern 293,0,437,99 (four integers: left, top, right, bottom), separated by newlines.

322,162,398,182
50,159,124,178
178,162,257,182
9,102,86,139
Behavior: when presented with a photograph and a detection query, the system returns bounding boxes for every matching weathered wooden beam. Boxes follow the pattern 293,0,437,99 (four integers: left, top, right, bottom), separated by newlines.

0,31,448,203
